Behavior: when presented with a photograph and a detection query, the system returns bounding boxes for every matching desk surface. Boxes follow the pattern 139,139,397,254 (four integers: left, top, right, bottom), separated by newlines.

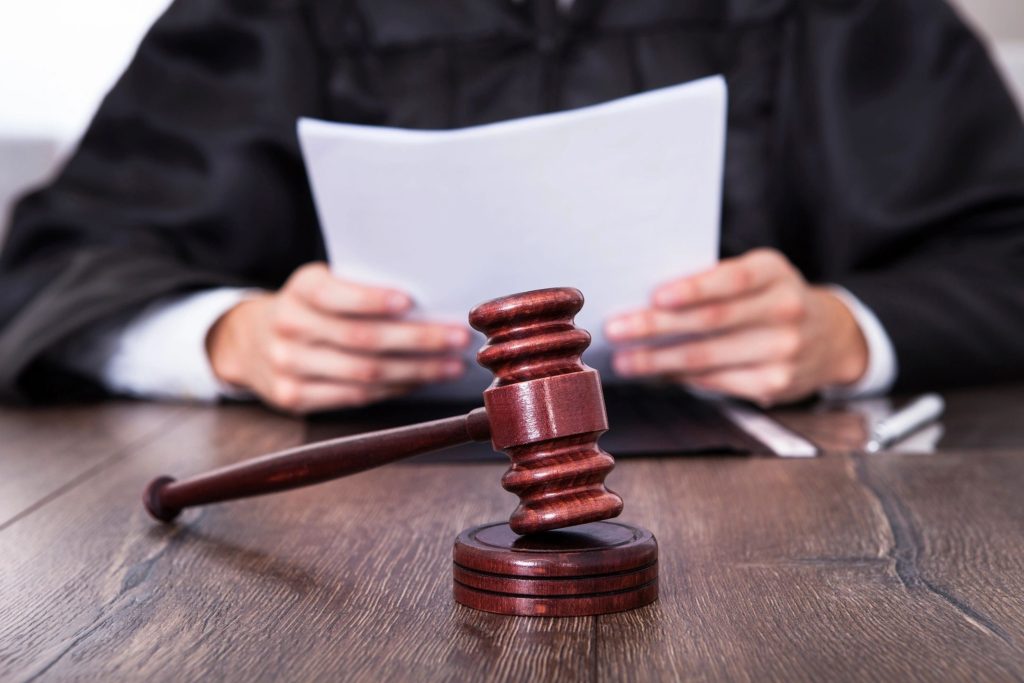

2,385,1023,682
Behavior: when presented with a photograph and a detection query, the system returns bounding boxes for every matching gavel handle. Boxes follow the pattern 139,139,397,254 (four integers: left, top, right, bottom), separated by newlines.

143,407,492,522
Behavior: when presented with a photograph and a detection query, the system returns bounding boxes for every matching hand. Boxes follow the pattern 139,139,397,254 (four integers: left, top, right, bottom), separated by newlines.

206,263,471,414
604,248,869,406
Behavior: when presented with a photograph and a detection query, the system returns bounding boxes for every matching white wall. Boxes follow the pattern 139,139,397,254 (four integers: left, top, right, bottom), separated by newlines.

0,0,1010,143
949,0,1024,111
0,0,173,144
949,0,1024,41
0,0,173,233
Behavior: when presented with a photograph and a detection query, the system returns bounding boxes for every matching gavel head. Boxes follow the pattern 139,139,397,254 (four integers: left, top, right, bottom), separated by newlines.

469,287,624,535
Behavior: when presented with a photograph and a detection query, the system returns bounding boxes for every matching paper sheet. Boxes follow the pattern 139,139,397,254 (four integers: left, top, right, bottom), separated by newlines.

298,75,727,397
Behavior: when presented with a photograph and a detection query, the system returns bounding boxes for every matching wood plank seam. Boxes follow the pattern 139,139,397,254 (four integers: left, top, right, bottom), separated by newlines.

851,454,1014,645
0,406,186,532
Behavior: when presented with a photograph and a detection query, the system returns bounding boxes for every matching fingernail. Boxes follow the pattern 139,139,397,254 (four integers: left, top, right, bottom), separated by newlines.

447,327,470,346
387,292,411,312
443,360,465,377
613,353,635,376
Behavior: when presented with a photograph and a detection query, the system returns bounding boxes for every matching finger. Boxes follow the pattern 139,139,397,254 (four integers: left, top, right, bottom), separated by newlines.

285,262,412,316
652,248,792,310
266,379,411,415
613,326,801,377
605,286,805,342
268,342,466,385
680,364,797,406
273,302,471,353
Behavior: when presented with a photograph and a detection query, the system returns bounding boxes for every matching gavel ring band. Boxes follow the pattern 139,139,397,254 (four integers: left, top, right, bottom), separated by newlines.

483,369,608,451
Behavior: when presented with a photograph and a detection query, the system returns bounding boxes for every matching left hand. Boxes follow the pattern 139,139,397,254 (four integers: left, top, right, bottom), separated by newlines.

604,248,869,406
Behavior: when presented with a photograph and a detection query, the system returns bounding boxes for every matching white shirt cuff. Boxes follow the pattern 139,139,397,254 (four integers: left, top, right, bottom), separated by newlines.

822,285,899,399
53,287,260,402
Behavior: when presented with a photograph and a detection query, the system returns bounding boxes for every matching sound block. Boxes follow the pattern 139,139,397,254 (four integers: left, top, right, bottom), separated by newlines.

453,521,658,617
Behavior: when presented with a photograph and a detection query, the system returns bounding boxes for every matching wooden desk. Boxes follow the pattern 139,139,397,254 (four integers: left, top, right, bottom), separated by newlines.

2,385,1023,681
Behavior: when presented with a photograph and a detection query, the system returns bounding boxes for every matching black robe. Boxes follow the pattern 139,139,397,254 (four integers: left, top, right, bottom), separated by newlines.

2,0,1024,402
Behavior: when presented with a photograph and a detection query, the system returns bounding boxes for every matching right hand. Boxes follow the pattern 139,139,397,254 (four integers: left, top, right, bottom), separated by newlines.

206,262,471,414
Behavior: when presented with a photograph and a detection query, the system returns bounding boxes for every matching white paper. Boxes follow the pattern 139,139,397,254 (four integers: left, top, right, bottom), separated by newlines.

298,75,727,397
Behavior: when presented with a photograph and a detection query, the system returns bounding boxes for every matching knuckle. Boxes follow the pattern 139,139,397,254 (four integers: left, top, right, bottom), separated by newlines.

267,341,294,371
345,287,372,311
311,286,335,311
686,279,704,302
700,304,728,328
777,330,803,359
299,261,326,274
755,247,784,267
776,292,807,322
754,248,792,278
636,310,658,337
768,365,795,392
730,264,754,292
270,307,300,337
290,262,326,289
344,322,379,349
628,350,651,374
270,378,302,409
353,359,383,383
413,325,438,349
421,361,445,380
683,344,713,370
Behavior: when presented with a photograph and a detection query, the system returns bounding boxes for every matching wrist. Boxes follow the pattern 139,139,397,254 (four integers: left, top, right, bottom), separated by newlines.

206,296,266,388
814,288,869,387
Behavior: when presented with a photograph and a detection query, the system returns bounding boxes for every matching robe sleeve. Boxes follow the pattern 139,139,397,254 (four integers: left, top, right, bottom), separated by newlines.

0,0,327,401
784,0,1024,390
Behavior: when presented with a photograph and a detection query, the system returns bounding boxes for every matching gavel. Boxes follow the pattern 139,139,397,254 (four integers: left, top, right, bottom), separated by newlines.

143,286,658,617
143,287,624,535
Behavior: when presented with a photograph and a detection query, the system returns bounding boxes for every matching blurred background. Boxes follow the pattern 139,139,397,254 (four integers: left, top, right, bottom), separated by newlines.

0,0,1022,242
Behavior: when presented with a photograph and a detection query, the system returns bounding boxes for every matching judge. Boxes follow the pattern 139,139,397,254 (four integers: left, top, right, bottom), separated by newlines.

1,0,1023,413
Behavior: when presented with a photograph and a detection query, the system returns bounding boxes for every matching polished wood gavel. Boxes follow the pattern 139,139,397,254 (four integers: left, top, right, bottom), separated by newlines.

143,287,623,535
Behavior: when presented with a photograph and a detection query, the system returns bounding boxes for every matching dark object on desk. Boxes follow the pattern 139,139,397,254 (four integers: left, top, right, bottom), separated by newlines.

143,287,656,616
309,383,769,460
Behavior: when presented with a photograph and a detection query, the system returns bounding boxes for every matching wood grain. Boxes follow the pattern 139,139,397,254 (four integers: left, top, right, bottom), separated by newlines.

0,402,184,528
0,404,592,682
2,385,1024,681
858,450,1024,647
596,455,1024,681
